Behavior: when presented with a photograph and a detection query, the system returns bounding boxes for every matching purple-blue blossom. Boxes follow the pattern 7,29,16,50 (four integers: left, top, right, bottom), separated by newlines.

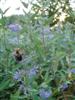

39,89,52,99
28,67,38,78
43,26,50,34
70,68,75,74
8,24,22,32
13,71,21,81
60,83,68,91
19,84,27,95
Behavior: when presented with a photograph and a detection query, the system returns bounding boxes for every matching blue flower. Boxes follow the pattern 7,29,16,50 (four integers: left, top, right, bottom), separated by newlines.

39,89,52,99
43,26,50,34
13,71,21,81
60,83,68,91
19,84,27,95
8,24,22,32
70,68,75,74
28,67,38,78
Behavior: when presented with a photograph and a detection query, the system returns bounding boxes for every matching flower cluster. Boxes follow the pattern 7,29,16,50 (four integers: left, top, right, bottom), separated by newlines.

19,84,27,95
13,71,21,81
39,88,52,99
70,68,75,74
28,67,38,78
13,70,27,94
43,26,50,34
8,24,22,32
60,83,68,91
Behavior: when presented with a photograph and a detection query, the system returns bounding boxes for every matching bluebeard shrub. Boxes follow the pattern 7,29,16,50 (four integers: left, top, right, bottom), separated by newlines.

0,12,75,100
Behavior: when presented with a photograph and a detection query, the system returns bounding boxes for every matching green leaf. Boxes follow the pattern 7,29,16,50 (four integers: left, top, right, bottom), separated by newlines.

20,0,28,8
10,90,20,100
0,8,3,14
0,80,10,91
32,95,40,100
3,7,10,14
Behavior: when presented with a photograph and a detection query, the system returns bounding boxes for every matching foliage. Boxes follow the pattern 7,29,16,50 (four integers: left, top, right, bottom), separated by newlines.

31,0,72,26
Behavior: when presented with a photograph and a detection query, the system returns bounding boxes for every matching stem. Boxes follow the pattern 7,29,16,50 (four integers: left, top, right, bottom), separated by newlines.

41,27,46,50
57,94,75,100
3,29,7,50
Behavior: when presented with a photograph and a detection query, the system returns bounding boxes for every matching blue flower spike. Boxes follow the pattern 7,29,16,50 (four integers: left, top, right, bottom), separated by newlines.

8,24,22,32
28,67,38,78
13,71,21,81
70,68,75,74
60,83,68,91
39,89,52,99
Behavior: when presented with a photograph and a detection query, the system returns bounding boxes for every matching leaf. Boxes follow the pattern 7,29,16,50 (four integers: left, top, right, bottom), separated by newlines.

10,90,20,100
23,9,27,14
3,7,10,14
32,95,40,100
0,80,10,91
0,8,3,14
20,0,28,8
